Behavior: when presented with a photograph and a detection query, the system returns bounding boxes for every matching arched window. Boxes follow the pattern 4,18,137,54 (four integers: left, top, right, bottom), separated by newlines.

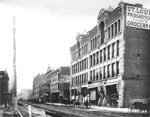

99,22,105,44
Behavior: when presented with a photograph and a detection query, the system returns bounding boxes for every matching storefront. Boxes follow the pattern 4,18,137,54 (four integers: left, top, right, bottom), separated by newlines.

51,92,59,103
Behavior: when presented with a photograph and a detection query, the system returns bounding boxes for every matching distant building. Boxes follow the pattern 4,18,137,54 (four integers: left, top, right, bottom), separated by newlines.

0,71,9,106
33,74,42,100
40,73,49,102
46,67,53,102
50,67,70,103
18,89,32,100
70,2,150,108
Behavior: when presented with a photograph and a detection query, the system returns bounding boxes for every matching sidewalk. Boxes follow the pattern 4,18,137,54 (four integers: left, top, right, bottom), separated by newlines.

46,102,145,113
0,105,4,117
0,105,15,117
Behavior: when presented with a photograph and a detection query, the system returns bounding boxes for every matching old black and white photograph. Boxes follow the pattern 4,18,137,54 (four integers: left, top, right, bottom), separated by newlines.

0,0,150,116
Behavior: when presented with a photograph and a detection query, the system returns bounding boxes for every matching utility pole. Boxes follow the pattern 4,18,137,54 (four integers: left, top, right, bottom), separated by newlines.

13,16,17,111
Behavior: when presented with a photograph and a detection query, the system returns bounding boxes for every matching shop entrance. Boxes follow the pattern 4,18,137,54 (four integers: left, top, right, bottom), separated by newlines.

106,84,118,107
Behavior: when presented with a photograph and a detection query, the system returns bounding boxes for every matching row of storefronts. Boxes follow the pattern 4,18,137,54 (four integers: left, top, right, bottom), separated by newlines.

32,66,70,103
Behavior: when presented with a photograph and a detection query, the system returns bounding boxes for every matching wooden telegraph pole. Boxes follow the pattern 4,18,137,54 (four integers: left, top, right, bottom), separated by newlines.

13,16,17,111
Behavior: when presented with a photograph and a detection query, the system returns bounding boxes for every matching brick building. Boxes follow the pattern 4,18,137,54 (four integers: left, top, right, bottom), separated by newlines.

0,71,9,106
70,2,150,108
33,74,42,101
50,67,70,103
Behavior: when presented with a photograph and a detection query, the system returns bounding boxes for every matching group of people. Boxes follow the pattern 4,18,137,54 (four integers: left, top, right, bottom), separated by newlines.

98,87,118,107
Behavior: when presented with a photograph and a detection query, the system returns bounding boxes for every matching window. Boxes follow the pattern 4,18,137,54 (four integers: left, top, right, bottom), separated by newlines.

99,68,102,80
90,55,92,67
84,73,86,84
86,58,88,69
84,59,86,70
112,63,115,77
111,24,114,38
82,74,84,84
90,71,92,82
96,52,99,64
93,54,95,66
93,70,95,81
107,45,110,60
100,50,102,63
82,60,84,70
112,43,115,58
116,61,119,76
86,44,88,53
103,66,106,79
104,48,106,61
117,40,119,56
100,22,105,44
90,40,93,50
118,19,121,32
93,39,95,50
96,71,99,81
107,64,110,78
79,75,81,84
75,64,77,73
108,27,110,39
115,22,117,36
86,73,88,83
80,61,82,72
76,76,77,85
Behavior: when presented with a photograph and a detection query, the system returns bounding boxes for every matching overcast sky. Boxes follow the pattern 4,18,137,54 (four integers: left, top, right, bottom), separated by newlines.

0,0,150,92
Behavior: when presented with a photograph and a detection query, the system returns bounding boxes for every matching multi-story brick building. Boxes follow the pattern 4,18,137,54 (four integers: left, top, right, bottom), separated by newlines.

33,74,42,101
50,67,70,103
0,71,9,106
70,2,150,108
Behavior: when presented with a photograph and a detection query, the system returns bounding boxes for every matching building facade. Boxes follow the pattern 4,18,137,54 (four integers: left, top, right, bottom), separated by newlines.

50,67,70,103
70,2,150,108
33,74,42,101
0,71,9,106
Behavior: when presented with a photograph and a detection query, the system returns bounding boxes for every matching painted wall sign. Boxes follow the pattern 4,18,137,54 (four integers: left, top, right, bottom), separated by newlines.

126,5,150,30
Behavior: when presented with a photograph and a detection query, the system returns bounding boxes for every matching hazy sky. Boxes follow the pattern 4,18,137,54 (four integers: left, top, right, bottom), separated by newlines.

0,0,150,92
